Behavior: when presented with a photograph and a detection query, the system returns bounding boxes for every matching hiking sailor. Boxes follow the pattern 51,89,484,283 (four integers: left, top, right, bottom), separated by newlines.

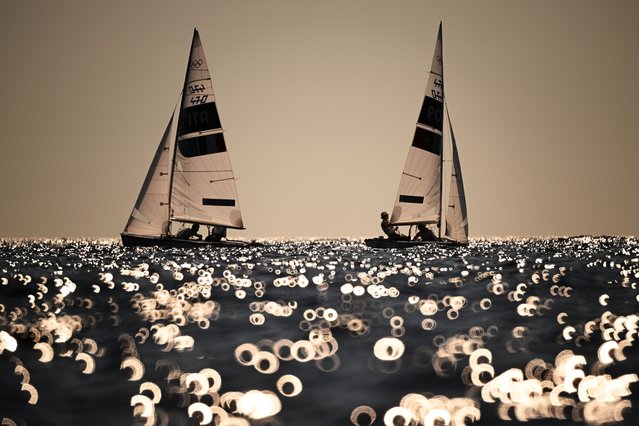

380,211,409,240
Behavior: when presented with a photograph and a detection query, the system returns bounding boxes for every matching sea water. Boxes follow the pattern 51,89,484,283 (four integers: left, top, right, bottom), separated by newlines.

1,237,638,426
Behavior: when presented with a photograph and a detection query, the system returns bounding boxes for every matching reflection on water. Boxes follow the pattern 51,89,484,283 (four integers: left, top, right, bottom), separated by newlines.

0,236,638,425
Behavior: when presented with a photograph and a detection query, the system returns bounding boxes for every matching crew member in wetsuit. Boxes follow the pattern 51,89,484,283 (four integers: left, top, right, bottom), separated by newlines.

205,226,227,242
176,223,202,240
380,211,409,240
413,224,438,241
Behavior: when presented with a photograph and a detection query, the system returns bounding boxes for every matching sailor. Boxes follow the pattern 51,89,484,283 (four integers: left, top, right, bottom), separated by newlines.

380,211,408,240
176,223,203,240
413,224,438,241
205,226,227,242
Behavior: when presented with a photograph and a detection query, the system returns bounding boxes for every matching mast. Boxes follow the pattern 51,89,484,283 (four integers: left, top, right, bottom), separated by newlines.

437,22,445,238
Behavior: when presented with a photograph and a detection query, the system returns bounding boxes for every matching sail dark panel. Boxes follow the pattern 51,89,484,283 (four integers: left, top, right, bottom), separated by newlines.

418,96,443,131
178,134,226,157
399,195,425,204
178,102,222,136
202,198,236,206
411,127,441,155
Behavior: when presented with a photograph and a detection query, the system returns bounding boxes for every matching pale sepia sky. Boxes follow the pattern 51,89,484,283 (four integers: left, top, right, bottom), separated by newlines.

1,0,638,239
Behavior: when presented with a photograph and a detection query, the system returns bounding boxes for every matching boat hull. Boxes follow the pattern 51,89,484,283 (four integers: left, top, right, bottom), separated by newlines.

121,233,249,249
364,237,466,249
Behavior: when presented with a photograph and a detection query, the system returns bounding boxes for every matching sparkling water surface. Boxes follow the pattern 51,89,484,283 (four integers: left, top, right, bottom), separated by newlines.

1,237,638,426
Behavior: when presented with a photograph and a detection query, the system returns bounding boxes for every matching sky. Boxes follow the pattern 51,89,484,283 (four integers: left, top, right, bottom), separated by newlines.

1,0,638,239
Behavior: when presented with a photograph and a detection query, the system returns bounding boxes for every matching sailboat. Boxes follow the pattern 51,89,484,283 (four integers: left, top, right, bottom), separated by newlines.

365,23,468,249
121,29,248,248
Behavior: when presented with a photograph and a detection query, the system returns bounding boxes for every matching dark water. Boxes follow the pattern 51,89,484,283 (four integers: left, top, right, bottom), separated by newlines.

1,237,638,426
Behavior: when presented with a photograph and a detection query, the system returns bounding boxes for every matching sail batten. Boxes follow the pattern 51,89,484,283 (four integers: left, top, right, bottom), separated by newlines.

178,128,225,140
415,123,442,133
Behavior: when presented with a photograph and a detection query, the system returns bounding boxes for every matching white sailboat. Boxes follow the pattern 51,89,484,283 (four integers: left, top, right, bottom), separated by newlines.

121,28,248,248
365,23,468,248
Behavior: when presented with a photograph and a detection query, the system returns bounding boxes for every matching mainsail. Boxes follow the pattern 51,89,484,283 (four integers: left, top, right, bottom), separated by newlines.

169,29,244,229
391,22,444,226
444,106,468,243
123,113,174,236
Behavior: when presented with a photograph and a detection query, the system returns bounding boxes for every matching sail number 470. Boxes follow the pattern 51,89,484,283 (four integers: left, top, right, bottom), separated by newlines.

190,95,208,105
432,79,443,101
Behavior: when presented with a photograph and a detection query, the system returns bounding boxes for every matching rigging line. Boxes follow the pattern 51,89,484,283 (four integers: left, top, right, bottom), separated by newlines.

402,172,422,180
424,175,440,200
175,170,190,186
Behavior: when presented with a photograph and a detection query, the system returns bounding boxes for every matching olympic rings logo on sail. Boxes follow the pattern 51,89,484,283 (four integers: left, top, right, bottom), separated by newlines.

191,59,204,69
